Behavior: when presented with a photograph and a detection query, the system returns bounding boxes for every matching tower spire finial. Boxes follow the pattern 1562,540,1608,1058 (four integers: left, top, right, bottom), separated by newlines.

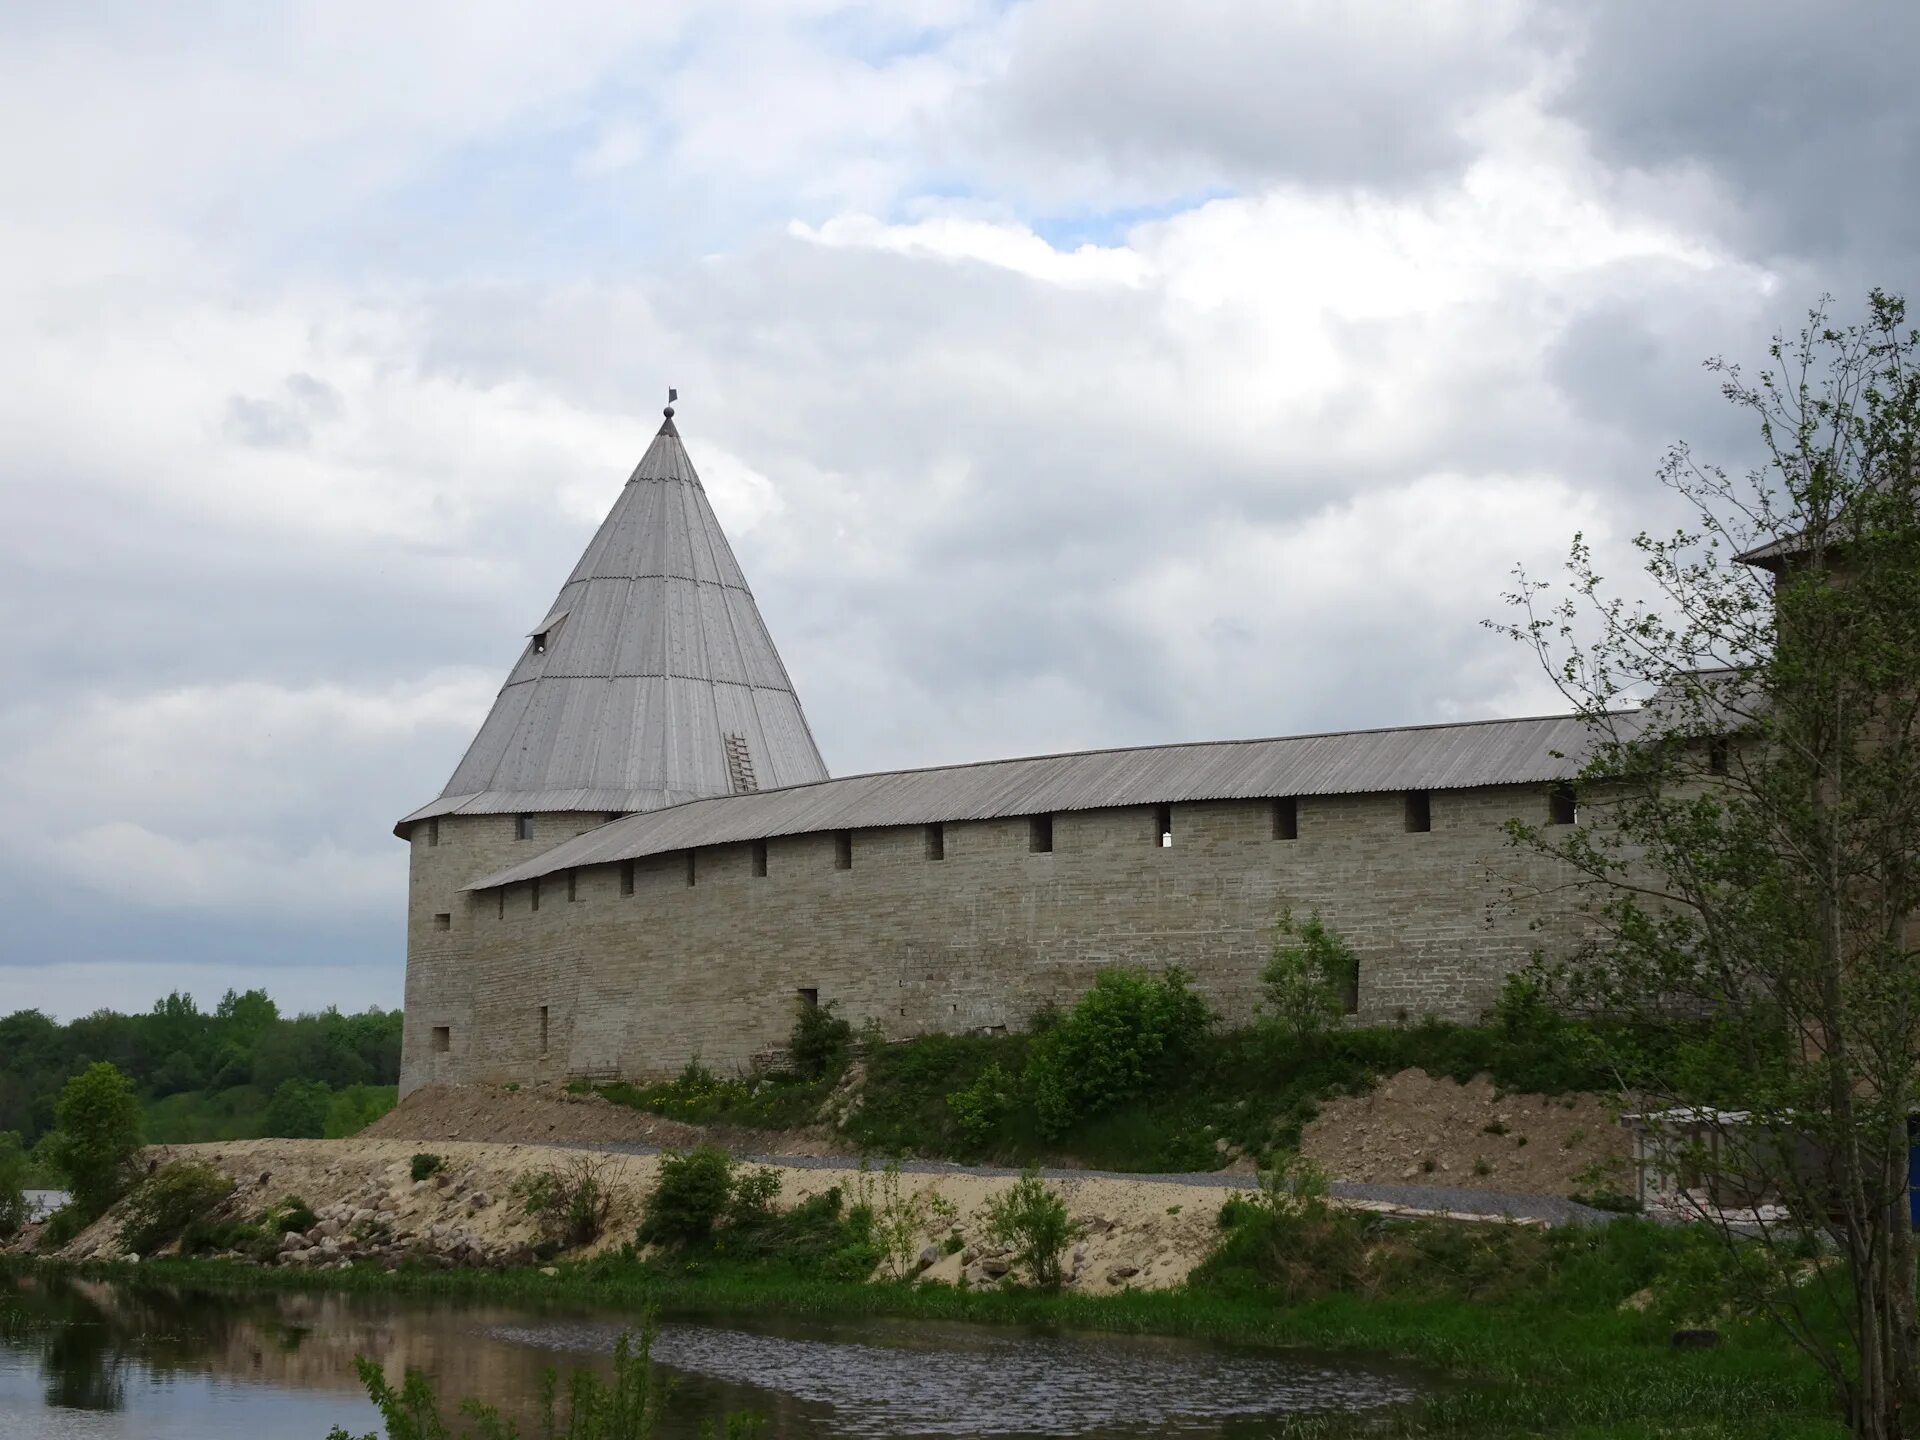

664,386,677,420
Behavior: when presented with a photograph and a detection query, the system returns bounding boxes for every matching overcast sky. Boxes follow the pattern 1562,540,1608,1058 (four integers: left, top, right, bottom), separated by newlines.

2,1,1912,1020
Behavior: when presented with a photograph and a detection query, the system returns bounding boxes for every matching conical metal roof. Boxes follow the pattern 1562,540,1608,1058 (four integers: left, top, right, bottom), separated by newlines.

396,411,828,834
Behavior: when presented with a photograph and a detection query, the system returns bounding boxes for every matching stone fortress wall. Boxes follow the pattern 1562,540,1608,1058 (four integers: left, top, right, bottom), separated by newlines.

399,783,1584,1097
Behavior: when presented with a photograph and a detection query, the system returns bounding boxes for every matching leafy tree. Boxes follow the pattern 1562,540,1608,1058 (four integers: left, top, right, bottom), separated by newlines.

1258,910,1358,1042
46,1062,143,1218
0,1130,30,1238
982,1168,1077,1287
787,998,854,1081
1498,292,1920,1438
1025,967,1210,1138
262,1079,330,1139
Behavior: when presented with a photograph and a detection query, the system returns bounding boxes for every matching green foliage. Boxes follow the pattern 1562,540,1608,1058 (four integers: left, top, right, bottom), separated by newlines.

325,1084,398,1138
787,999,854,1081
263,1079,331,1139
726,1166,782,1227
0,989,401,1151
324,1320,760,1439
637,1146,737,1247
513,1156,620,1250
863,1161,957,1279
944,1062,1015,1147
46,1061,143,1219
597,1056,828,1132
981,1168,1077,1287
1258,910,1356,1041
0,1131,29,1238
411,1153,444,1182
1024,967,1210,1138
118,1160,236,1256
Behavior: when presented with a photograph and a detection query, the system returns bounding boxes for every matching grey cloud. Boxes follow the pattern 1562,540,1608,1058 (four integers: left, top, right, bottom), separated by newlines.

223,372,344,449
1544,1,1920,273
957,0,1537,206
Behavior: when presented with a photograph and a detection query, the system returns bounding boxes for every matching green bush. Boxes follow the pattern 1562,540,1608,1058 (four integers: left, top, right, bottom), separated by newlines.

264,1194,316,1238
638,1146,737,1246
1259,910,1357,1040
513,1155,620,1250
982,1167,1077,1287
262,1078,330,1139
45,1061,143,1219
409,1152,443,1182
0,1130,30,1238
788,999,854,1081
1024,968,1210,1138
945,1062,1016,1148
118,1160,236,1256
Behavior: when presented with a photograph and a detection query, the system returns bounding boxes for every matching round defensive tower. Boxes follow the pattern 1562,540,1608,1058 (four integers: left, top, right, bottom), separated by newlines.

394,405,828,1095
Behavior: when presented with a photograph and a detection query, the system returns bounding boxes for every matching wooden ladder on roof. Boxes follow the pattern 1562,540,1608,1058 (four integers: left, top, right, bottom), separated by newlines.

724,732,759,794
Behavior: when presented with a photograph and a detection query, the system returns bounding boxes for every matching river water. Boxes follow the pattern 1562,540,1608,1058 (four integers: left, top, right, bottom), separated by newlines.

0,1271,1423,1438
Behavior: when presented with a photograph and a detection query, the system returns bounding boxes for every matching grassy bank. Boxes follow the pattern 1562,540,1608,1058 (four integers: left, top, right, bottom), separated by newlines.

6,1210,1848,1439
592,1002,1681,1176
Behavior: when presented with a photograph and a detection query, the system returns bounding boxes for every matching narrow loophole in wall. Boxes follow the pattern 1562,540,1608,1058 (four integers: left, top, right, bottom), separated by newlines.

496,889,505,920
427,818,440,847
685,850,698,887
567,869,579,902
515,814,534,841
1548,784,1578,827
1154,803,1173,847
1272,796,1298,841
1404,791,1432,833
620,859,635,896
751,840,768,877
1029,814,1054,853
433,912,451,931
530,877,541,912
1708,737,1730,775
925,823,945,861
834,830,853,870
431,1025,451,1054
539,1005,550,1056
1339,957,1360,1016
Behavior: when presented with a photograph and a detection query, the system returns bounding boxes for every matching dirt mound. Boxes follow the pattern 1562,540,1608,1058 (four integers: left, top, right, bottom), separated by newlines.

1301,1069,1630,1199
362,1085,702,1148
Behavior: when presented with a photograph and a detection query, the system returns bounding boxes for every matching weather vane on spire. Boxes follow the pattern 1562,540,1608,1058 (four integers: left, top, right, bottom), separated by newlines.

665,387,677,420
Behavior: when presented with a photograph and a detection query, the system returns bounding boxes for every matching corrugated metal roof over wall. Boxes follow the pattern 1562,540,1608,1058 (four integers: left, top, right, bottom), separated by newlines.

467,710,1600,891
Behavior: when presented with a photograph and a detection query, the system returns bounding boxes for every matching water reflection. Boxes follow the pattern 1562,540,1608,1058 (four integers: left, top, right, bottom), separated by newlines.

1,1271,1423,1439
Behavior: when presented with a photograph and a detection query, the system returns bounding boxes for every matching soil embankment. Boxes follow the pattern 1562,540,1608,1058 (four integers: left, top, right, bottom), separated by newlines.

51,1137,1232,1294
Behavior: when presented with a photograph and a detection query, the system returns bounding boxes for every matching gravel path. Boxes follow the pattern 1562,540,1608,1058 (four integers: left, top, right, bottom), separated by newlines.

554,1138,1613,1227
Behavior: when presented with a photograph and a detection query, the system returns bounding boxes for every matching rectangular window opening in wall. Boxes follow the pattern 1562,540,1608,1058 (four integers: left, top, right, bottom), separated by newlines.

751,840,768,877
1340,960,1360,1016
685,850,698,887
1548,784,1578,827
567,869,578,902
433,912,451,931
620,859,635,897
834,830,853,870
1154,803,1173,847
530,877,541,912
1273,796,1299,841
1029,814,1054,853
515,814,534,841
797,987,819,1010
427,818,439,847
539,1005,549,1056
431,1025,450,1054
925,823,945,861
1708,737,1730,775
1404,790,1432,833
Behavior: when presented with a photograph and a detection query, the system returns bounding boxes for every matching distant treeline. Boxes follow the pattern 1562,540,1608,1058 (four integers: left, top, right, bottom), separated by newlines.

0,991,402,1151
